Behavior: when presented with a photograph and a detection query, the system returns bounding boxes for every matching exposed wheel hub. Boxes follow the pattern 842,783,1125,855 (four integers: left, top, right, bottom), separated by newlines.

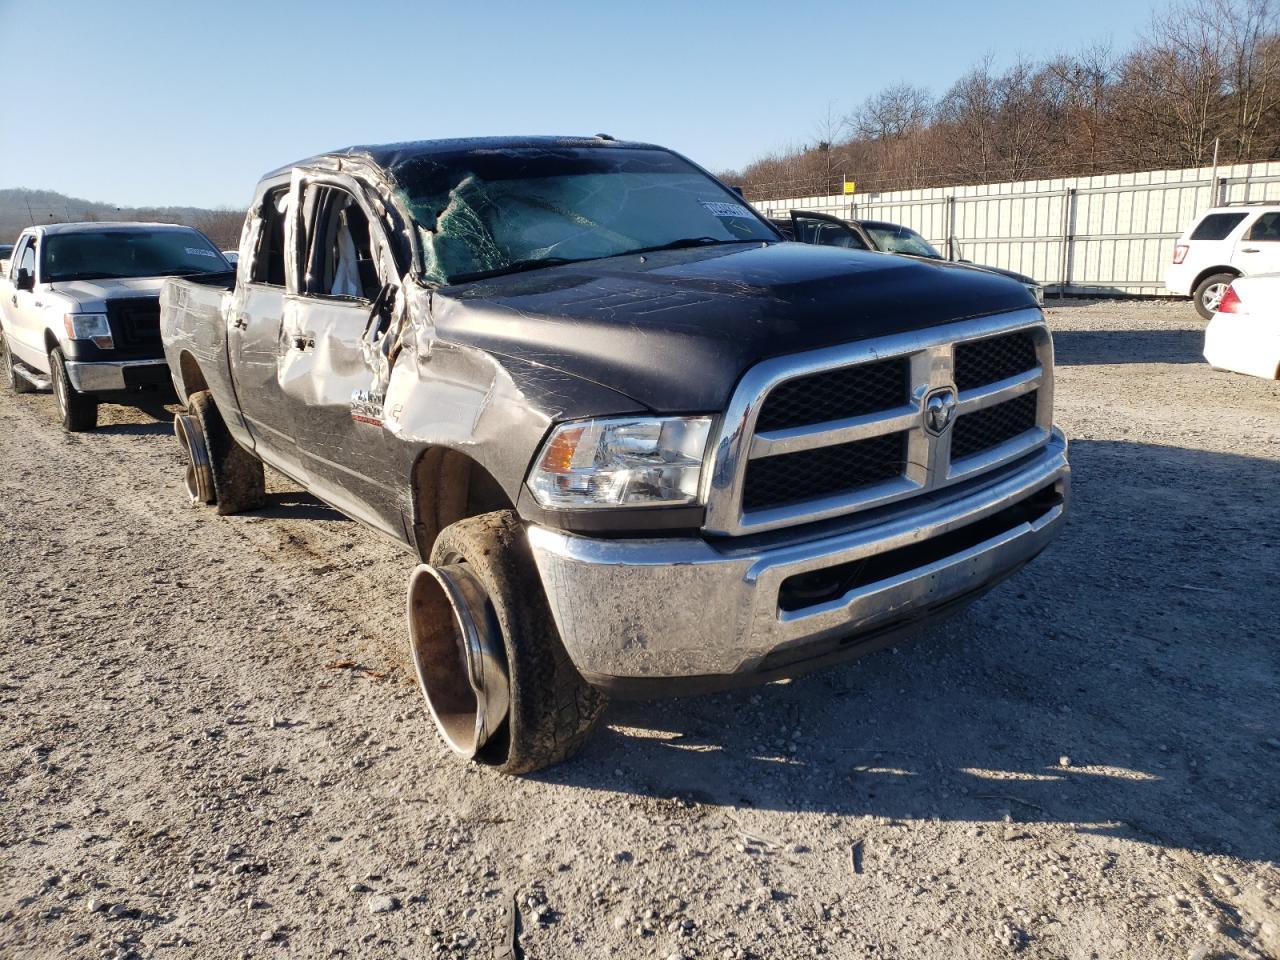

406,563,511,758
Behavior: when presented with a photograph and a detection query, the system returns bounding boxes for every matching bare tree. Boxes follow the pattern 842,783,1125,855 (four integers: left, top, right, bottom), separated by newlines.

1047,43,1117,174
812,103,849,194
850,83,934,141
936,56,1002,182
728,0,1280,201
1215,0,1280,159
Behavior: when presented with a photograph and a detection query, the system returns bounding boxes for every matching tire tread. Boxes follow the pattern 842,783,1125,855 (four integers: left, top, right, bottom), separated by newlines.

430,511,606,775
188,390,265,515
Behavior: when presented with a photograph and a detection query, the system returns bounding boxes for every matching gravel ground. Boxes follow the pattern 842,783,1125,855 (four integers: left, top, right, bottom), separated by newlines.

1,298,1278,960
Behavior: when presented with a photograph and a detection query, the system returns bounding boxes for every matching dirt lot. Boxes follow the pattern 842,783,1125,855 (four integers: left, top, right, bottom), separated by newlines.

1,299,1278,960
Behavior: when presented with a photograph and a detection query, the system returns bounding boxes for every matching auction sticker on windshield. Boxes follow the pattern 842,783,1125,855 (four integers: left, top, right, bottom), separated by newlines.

700,201,754,219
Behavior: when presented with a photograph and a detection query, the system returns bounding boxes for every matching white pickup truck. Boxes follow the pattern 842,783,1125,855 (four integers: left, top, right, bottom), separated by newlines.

0,222,231,430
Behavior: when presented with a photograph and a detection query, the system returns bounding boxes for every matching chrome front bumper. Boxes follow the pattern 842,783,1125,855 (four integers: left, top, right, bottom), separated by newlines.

528,430,1069,696
65,359,168,392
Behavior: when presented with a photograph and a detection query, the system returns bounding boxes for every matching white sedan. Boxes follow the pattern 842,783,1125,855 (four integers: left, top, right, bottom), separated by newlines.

1205,274,1280,380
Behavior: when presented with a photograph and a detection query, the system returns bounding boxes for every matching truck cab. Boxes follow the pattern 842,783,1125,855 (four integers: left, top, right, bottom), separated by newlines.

0,222,231,430
161,137,1070,775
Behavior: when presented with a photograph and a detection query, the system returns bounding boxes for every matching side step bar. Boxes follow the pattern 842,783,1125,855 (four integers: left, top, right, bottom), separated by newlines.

14,362,52,392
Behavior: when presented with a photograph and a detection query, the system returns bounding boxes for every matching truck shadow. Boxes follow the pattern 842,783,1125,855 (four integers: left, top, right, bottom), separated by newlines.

1051,328,1206,365
249,491,348,522
95,402,176,435
544,439,1280,864
92,420,173,437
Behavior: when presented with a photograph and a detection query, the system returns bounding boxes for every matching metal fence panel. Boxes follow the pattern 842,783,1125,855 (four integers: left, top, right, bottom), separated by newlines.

753,161,1280,295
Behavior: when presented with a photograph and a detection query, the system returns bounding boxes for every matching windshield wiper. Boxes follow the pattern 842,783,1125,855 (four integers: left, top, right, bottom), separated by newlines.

446,238,756,284
626,237,749,256
49,272,130,282
448,257,583,284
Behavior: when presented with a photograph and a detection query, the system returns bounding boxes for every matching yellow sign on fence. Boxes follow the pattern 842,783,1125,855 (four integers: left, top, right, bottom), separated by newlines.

843,179,856,195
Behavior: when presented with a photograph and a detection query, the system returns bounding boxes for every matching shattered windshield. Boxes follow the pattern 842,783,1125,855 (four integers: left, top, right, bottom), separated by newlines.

392,146,776,284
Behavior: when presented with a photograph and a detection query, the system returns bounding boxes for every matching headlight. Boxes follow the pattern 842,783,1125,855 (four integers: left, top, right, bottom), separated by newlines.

63,313,114,350
1027,283,1044,306
528,416,713,509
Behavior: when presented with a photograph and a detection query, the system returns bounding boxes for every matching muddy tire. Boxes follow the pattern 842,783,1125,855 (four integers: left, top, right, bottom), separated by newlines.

49,348,98,432
2,332,35,394
1193,271,1236,320
427,511,606,775
187,390,265,515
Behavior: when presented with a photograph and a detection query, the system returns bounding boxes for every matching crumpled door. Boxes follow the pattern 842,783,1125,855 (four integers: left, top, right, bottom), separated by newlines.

277,177,406,537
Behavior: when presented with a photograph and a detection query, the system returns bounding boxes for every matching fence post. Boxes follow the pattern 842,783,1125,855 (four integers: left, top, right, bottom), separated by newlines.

1057,188,1076,298
946,195,957,260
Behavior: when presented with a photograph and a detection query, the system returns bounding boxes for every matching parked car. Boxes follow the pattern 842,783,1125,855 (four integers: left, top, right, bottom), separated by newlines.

771,210,1044,304
161,136,1069,774
0,242,13,277
0,222,232,430
1203,274,1280,380
1165,203,1280,319
221,250,239,265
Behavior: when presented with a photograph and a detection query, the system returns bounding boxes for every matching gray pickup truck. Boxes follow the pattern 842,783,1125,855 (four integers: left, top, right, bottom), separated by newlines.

160,136,1070,774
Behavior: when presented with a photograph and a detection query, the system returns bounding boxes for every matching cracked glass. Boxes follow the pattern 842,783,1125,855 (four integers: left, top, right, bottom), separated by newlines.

391,147,776,284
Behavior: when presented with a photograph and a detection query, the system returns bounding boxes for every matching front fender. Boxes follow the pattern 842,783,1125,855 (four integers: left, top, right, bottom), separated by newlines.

382,330,645,509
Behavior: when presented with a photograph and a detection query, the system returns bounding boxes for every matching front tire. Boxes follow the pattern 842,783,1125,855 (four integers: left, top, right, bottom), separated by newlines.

1193,272,1236,320
420,511,606,775
49,348,98,432
186,390,265,515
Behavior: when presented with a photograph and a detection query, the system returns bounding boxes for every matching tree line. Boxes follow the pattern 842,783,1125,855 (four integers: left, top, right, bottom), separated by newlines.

721,0,1280,200
0,189,245,250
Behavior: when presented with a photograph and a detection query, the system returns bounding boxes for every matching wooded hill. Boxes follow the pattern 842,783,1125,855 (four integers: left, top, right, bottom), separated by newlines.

0,188,244,249
721,0,1280,200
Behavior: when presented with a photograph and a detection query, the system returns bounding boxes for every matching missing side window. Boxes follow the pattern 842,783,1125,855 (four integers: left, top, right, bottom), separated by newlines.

252,188,290,286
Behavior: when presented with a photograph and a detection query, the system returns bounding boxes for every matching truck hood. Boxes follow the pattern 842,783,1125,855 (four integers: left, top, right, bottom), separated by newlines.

430,242,1036,413
44,276,168,311
959,262,1038,287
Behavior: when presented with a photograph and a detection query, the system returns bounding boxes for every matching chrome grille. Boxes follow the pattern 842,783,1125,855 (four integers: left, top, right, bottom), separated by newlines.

951,391,1038,461
755,357,909,430
954,331,1038,391
743,432,907,511
703,309,1054,536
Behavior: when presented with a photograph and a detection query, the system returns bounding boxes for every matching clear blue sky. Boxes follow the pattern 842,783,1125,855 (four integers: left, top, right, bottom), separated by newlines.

0,0,1154,210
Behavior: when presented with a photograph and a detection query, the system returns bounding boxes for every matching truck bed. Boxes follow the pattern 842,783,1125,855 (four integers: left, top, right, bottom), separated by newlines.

159,275,238,411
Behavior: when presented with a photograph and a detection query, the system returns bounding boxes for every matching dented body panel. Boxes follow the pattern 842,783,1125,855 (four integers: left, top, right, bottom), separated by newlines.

160,137,1068,694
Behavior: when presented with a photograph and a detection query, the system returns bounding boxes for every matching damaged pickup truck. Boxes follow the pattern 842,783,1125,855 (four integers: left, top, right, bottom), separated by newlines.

160,136,1070,774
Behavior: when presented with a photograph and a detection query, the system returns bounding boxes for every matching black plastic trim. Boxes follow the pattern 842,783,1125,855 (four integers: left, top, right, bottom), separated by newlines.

516,485,705,537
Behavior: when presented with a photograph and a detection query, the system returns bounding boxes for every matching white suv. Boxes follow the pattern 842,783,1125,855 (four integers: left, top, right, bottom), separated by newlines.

1165,204,1280,319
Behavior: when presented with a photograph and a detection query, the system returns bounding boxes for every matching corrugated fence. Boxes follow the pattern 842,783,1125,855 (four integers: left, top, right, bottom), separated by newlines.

752,161,1280,295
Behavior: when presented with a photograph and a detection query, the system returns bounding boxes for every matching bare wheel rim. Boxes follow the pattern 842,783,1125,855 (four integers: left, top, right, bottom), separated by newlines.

406,562,511,759
173,413,214,504
1203,282,1227,311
